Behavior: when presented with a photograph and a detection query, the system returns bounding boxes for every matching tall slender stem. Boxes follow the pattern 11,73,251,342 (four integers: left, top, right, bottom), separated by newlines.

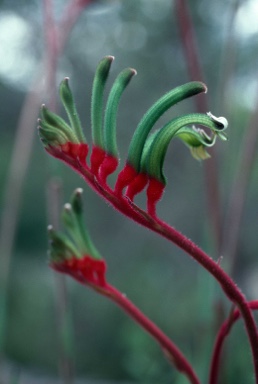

151,216,258,383
104,283,200,384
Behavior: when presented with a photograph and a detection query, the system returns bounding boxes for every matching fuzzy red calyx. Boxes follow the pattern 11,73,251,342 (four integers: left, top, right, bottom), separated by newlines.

98,154,119,184
60,142,88,165
114,163,138,196
146,177,165,217
126,173,148,201
90,145,106,175
50,255,107,287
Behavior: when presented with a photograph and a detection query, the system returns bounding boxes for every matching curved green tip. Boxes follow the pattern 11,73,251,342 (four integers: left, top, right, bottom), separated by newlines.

127,81,207,172
60,78,86,143
91,56,114,148
142,112,228,184
103,67,137,158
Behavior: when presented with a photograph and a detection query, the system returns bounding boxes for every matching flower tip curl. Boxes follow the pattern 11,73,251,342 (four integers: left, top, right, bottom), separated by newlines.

207,112,228,129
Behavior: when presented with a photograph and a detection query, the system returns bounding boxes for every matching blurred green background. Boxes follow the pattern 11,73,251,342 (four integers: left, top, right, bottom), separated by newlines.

1,0,258,383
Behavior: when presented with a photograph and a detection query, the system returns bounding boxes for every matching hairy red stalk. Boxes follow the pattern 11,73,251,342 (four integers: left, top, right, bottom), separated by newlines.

104,283,201,384
52,254,200,384
150,216,258,383
209,301,258,384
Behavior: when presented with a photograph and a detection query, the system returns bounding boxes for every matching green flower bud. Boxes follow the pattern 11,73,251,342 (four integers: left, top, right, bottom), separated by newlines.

41,105,79,143
59,78,86,143
104,67,137,157
91,56,114,148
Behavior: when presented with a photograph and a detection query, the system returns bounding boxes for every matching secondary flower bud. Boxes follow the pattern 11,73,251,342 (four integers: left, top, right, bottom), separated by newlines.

48,189,106,288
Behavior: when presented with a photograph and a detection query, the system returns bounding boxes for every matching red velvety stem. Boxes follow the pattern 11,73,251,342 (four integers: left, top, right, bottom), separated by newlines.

209,301,258,384
104,283,200,384
52,253,199,383
152,217,258,383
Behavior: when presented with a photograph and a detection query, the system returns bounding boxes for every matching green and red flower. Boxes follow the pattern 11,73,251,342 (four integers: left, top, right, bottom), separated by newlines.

39,56,228,222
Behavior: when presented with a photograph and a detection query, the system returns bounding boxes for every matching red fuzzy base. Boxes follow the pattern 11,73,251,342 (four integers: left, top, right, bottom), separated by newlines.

126,173,148,201
115,163,138,196
90,146,106,175
146,177,165,217
60,142,89,165
51,255,107,287
99,154,119,184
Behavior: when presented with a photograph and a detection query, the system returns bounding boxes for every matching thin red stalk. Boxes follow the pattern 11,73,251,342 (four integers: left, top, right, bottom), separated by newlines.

104,283,200,384
209,301,258,384
148,216,258,384
175,0,221,251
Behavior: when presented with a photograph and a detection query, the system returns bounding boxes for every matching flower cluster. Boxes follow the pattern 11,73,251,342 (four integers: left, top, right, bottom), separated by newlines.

39,56,228,219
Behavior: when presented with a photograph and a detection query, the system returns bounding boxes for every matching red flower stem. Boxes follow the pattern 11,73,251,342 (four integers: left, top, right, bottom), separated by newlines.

99,190,258,381
52,154,258,382
149,216,258,383
209,301,258,384
103,283,200,384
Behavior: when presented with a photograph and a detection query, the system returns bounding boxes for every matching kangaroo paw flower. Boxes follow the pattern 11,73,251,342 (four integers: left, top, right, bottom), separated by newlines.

39,56,228,220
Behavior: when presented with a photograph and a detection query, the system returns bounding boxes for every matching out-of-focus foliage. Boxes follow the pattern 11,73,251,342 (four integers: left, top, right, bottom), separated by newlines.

1,0,258,383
